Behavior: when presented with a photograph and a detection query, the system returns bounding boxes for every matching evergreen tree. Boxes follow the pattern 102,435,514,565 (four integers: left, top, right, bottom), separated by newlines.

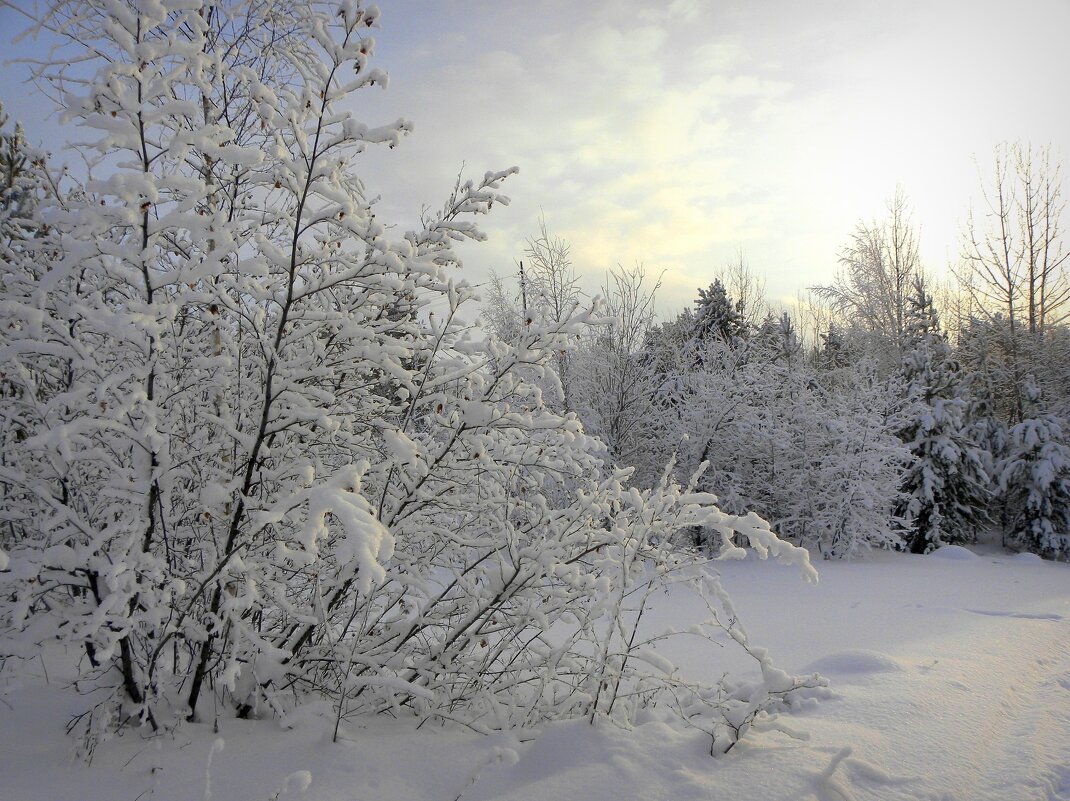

0,102,51,252
897,280,990,553
999,381,1070,559
688,279,745,363
958,332,1009,527
817,323,850,372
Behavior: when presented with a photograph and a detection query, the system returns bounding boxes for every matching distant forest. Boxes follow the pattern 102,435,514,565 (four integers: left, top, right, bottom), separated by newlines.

487,163,1070,561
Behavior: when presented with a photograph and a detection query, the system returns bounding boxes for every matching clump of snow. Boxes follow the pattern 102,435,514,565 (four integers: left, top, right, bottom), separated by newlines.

927,544,979,560
1013,551,1043,563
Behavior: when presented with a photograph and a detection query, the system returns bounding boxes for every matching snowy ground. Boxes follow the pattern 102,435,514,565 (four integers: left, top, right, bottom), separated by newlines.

2,545,1069,801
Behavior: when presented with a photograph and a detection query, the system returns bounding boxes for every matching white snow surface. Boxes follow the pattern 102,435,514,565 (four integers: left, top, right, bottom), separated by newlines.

2,548,1069,801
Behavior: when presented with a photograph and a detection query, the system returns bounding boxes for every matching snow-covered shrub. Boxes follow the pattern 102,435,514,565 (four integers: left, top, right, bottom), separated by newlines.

0,0,818,751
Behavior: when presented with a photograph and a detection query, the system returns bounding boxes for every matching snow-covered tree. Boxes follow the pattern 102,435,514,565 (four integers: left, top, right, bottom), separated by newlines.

896,279,991,553
752,311,802,367
522,217,583,410
1,104,42,230
688,278,746,363
814,188,921,371
805,370,910,559
480,219,583,413
817,323,852,373
572,263,662,474
999,382,1070,559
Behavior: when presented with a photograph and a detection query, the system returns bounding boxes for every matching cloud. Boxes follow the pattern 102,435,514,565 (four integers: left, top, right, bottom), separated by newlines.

9,0,1063,319
349,1,809,314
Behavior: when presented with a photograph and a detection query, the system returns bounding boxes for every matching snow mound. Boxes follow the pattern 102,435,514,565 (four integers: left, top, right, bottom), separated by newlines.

802,649,903,677
1013,551,1043,563
928,544,979,561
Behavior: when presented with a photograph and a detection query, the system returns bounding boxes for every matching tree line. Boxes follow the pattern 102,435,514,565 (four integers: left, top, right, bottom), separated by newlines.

487,161,1070,561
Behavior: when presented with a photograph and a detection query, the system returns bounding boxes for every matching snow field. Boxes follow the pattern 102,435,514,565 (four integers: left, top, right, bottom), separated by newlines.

1,547,1067,801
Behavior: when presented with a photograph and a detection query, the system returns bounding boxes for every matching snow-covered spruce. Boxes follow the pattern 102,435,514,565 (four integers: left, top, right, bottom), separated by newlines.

998,382,1070,559
0,0,820,753
895,278,991,553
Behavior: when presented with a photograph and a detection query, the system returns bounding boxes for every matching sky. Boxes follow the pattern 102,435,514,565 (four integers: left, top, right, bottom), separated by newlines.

2,0,1069,316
